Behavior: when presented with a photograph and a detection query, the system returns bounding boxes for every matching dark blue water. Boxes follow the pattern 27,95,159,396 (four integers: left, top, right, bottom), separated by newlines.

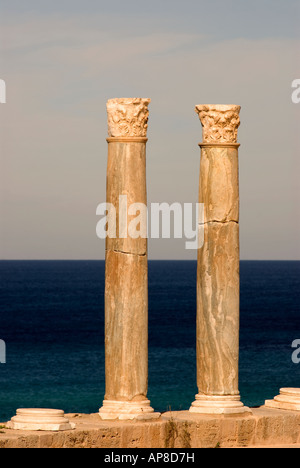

0,260,299,422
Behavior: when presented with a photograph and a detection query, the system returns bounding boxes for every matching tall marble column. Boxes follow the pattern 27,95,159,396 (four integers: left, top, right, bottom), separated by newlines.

190,105,250,414
99,98,159,420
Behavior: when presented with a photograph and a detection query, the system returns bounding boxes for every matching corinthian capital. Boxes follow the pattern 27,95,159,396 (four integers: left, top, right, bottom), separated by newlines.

107,98,151,138
195,104,241,144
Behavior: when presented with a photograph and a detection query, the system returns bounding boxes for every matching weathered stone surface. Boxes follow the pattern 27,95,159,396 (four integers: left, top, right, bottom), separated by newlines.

199,146,239,223
195,104,240,144
6,408,75,431
99,98,157,420
190,394,250,415
103,250,148,402
191,104,246,414
106,140,147,256
196,221,240,395
107,98,150,138
265,388,300,411
2,408,300,448
99,399,160,421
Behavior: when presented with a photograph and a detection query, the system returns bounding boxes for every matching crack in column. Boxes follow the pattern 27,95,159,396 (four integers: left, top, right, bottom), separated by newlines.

106,248,147,257
200,220,239,225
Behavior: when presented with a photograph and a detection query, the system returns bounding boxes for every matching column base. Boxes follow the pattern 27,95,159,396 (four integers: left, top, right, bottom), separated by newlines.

189,394,252,415
265,388,300,411
6,408,76,431
99,399,161,421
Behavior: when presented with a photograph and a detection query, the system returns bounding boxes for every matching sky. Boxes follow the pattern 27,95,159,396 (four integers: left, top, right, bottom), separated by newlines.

0,0,299,260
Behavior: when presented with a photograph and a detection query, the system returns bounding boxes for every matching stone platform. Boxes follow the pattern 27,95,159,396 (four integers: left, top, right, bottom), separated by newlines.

1,407,300,448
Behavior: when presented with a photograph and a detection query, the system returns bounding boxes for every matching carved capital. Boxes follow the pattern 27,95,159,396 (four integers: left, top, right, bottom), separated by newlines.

195,105,240,144
107,98,151,138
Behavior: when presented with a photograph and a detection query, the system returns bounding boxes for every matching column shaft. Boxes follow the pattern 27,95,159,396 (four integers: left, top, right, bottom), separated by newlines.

190,105,250,414
105,139,148,401
99,98,159,420
197,145,240,396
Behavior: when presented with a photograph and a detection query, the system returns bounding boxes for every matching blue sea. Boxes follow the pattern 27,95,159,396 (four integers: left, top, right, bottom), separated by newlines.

0,260,299,422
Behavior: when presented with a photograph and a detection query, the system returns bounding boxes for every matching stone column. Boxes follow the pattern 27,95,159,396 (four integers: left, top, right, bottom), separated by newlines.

190,105,250,414
7,408,75,431
99,98,159,421
265,388,300,411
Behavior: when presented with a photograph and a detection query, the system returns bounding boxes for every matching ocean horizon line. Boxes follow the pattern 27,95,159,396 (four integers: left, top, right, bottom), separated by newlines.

0,259,299,262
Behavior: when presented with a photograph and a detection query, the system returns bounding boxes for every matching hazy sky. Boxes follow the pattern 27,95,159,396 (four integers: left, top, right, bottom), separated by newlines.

0,0,299,259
